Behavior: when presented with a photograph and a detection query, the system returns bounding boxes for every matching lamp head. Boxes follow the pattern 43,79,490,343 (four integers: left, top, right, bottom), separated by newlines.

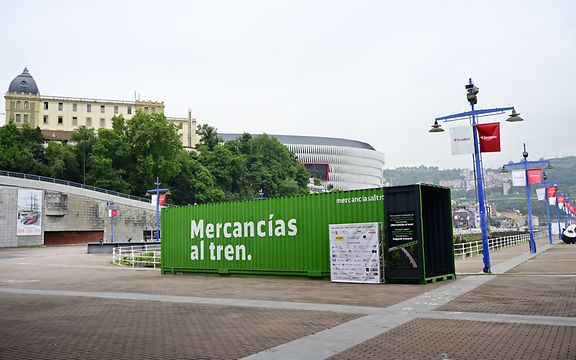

506,109,524,122
500,166,509,174
145,192,150,197
522,150,528,159
465,82,479,105
429,120,444,133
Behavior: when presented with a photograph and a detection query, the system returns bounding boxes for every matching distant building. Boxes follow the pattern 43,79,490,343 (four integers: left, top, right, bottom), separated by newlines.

5,67,197,148
220,134,385,191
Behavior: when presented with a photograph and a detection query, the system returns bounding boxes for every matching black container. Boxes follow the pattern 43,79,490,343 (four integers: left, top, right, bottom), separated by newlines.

384,184,455,283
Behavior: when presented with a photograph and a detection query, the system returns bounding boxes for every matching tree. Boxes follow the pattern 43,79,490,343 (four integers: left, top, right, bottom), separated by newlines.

44,142,80,180
168,151,225,205
0,123,45,174
70,126,98,184
124,112,183,195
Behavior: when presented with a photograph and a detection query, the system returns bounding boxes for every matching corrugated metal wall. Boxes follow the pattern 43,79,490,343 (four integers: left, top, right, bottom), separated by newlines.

162,188,384,277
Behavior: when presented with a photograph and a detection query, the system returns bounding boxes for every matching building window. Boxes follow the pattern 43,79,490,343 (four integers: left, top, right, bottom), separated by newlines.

100,118,105,127
72,103,78,112
16,101,21,109
72,116,78,126
86,117,92,127
58,102,63,111
127,105,132,114
24,114,29,123
43,115,49,124
58,116,63,125
87,104,92,112
144,107,149,113
24,101,29,109
44,102,49,110
178,122,183,129
100,105,105,114
16,114,21,123
151,107,156,113
114,105,119,114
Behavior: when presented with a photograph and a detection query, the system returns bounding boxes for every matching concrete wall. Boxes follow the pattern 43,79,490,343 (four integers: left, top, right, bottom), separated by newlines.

0,177,157,248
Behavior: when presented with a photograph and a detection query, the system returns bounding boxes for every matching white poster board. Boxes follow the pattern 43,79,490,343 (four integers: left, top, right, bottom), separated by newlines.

17,189,43,236
329,222,382,283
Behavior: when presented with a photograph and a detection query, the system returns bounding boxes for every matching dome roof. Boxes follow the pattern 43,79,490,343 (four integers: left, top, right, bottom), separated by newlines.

8,67,39,94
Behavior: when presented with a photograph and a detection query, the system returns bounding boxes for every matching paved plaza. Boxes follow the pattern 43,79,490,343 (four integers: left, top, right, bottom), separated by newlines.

1,235,575,359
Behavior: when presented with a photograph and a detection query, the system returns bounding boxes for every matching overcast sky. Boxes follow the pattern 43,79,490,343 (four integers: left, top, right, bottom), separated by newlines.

2,0,574,170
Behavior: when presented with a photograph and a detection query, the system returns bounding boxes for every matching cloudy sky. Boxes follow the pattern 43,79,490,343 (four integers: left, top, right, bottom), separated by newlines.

1,0,574,169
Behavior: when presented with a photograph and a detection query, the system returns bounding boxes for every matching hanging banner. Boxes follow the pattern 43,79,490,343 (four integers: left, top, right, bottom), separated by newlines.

558,195,565,209
477,122,501,153
512,170,526,186
536,188,546,201
151,194,167,208
449,125,474,155
547,186,557,206
527,168,543,185
17,189,43,236
329,222,381,283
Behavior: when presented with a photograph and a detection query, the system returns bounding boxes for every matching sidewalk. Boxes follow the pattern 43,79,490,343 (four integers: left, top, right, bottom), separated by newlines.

0,237,575,359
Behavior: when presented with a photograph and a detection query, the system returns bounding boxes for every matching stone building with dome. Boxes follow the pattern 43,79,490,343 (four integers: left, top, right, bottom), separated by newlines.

4,67,197,148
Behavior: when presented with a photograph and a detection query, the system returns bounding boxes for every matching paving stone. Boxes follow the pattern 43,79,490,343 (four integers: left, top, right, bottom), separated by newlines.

0,293,358,360
328,318,576,360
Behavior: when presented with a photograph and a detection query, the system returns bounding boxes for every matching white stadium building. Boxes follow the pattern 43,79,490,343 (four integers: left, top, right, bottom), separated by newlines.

220,134,385,191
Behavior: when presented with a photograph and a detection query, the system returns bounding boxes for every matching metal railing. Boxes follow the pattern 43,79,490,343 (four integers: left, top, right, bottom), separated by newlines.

0,170,149,203
112,244,161,268
453,231,545,259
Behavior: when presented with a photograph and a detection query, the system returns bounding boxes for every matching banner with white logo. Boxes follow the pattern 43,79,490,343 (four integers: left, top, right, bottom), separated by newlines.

449,126,474,155
477,122,501,153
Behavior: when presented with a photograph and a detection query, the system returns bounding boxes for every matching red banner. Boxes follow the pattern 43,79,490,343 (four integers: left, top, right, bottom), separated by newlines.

547,186,557,198
111,209,118,218
477,122,501,153
159,194,166,206
558,195,565,205
527,168,542,185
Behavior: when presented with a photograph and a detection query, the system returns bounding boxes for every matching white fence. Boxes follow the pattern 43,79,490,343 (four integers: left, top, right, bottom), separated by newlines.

112,244,161,268
453,231,545,259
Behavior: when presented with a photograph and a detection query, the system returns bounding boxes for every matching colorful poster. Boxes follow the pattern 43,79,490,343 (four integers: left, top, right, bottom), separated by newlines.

387,212,419,269
329,222,381,284
17,189,42,236
477,122,501,153
449,126,474,155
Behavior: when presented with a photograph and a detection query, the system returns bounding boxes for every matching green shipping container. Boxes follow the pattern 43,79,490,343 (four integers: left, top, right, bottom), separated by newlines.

161,188,384,277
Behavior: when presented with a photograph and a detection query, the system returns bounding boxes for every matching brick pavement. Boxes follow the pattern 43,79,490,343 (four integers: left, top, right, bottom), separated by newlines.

328,318,576,360
0,239,575,359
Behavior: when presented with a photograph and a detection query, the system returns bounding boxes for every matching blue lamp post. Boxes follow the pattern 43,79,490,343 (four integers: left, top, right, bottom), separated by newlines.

501,144,553,253
430,78,523,273
145,177,170,242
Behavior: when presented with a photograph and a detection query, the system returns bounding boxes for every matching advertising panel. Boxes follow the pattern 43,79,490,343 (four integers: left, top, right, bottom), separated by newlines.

329,222,381,283
386,212,418,269
449,126,474,155
17,189,42,236
162,188,385,277
477,122,501,153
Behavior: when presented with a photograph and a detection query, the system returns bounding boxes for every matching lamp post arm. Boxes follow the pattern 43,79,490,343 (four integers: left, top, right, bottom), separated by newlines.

435,106,515,122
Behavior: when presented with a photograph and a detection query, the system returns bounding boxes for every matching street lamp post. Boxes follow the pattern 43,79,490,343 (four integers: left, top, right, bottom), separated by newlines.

537,181,557,245
430,79,523,273
145,177,170,242
501,144,552,253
